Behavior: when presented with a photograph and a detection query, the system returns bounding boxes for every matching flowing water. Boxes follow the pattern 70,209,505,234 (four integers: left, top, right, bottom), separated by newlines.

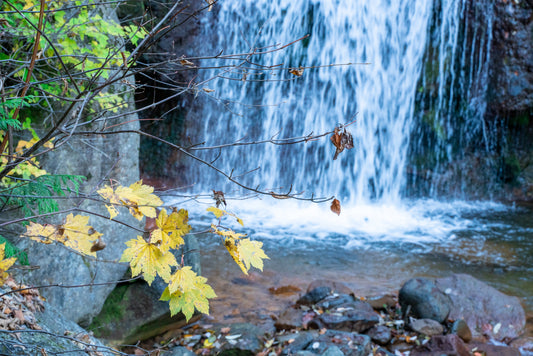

176,0,533,326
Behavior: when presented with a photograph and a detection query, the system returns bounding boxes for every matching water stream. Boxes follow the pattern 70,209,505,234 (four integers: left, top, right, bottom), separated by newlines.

175,0,532,326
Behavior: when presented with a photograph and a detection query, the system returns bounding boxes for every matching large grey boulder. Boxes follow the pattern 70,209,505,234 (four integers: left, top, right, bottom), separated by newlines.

399,277,451,323
435,273,525,341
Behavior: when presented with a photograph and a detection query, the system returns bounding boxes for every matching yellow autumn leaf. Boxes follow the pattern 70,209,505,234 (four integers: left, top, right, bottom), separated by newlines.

160,267,216,321
120,236,177,285
167,265,199,295
0,243,17,285
224,236,248,275
22,222,60,244
98,180,163,220
238,238,269,272
207,206,243,226
211,225,247,239
61,214,101,257
150,208,191,251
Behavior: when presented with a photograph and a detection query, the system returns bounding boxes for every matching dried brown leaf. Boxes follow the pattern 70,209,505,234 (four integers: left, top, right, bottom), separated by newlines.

331,199,341,216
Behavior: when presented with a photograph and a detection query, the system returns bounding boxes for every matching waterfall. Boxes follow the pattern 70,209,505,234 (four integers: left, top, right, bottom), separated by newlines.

189,0,490,203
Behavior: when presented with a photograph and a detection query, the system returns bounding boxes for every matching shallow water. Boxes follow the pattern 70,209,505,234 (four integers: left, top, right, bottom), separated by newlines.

167,195,533,332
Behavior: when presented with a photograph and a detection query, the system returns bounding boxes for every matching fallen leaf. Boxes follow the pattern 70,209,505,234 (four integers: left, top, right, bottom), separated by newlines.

330,199,341,216
220,327,231,334
180,59,195,67
90,236,106,252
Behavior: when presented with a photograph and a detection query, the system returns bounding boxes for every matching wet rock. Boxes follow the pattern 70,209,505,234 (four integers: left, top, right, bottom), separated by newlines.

218,350,254,356
411,334,470,356
399,277,451,323
312,301,379,332
366,294,397,310
374,348,395,356
306,280,353,295
435,273,525,341
409,318,444,336
298,286,332,305
167,346,196,356
275,307,303,331
320,345,344,356
280,331,315,355
366,325,392,345
451,319,472,343
294,352,318,356
317,294,355,309
467,341,521,356
218,323,265,353
510,336,533,355
306,330,371,356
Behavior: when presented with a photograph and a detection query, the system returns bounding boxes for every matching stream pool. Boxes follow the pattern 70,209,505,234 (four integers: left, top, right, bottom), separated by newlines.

169,196,533,332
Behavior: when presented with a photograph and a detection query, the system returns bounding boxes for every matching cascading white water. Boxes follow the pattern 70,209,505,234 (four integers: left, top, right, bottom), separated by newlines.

193,0,434,204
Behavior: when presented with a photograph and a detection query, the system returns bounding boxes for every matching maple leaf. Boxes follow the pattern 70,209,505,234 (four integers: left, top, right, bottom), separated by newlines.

120,236,177,285
0,243,16,286
22,222,60,244
238,238,269,272
330,126,354,160
224,236,248,275
150,208,191,252
161,266,216,320
331,198,341,216
97,180,163,220
61,214,101,257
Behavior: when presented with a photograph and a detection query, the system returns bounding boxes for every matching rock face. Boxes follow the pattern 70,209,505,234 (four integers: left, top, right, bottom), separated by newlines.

489,0,533,115
398,277,451,323
435,273,526,341
10,7,141,326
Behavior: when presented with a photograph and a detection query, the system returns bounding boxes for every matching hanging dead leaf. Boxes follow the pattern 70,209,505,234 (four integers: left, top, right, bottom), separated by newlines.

180,58,196,67
212,190,226,208
330,198,341,216
203,88,215,93
90,236,106,252
330,126,354,160
289,67,304,76
270,191,290,199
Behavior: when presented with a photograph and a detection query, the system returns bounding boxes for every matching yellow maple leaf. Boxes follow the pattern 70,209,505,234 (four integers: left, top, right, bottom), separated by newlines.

160,267,216,320
120,236,177,285
0,243,16,285
150,208,191,251
61,214,101,257
211,225,247,239
224,236,248,275
98,180,163,220
238,238,269,272
22,222,60,244
122,180,163,219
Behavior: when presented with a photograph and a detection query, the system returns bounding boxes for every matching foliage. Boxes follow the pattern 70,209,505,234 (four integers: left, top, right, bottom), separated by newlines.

0,0,272,325
0,243,17,285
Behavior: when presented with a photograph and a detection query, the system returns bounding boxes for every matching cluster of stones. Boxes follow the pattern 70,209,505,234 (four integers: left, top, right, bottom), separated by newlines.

266,274,527,356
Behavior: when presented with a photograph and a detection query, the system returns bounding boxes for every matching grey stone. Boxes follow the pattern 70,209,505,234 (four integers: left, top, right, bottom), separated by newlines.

467,341,521,356
218,323,264,353
451,319,472,342
166,346,196,356
399,277,451,323
307,331,371,356
435,273,525,341
297,286,332,305
280,331,315,355
320,345,345,356
411,334,470,356
312,300,379,333
409,318,444,336
316,294,355,309
366,325,392,345
275,307,303,330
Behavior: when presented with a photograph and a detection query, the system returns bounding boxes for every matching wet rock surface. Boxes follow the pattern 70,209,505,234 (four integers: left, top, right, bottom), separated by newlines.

129,273,525,356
